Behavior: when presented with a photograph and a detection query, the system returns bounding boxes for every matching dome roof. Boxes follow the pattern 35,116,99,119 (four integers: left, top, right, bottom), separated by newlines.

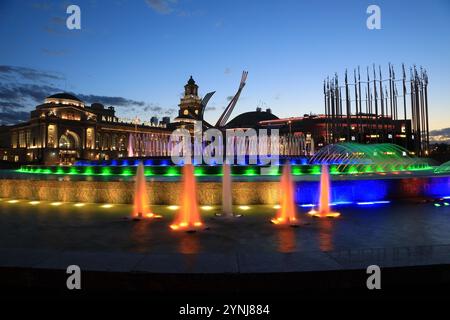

225,111,279,128
91,102,105,110
46,93,82,102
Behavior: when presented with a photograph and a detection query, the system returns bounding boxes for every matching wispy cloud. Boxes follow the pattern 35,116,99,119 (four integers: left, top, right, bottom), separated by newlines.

430,127,450,143
76,93,146,108
0,65,65,82
0,65,177,124
145,0,177,15
41,48,69,57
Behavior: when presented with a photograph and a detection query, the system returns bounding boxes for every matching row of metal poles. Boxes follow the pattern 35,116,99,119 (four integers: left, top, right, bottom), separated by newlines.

324,64,429,156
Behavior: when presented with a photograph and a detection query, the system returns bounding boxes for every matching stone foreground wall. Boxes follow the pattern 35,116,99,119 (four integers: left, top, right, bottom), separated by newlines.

0,179,280,205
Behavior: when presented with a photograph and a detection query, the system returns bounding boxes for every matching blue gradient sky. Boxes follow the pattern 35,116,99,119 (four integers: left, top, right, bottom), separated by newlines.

1,0,449,129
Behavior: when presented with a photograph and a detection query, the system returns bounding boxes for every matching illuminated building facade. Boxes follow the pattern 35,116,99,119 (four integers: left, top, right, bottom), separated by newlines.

0,93,171,164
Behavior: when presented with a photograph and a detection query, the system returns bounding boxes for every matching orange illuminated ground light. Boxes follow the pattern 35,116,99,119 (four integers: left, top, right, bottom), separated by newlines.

307,210,341,218
170,164,204,232
145,213,162,219
271,216,299,225
271,163,299,226
308,164,340,218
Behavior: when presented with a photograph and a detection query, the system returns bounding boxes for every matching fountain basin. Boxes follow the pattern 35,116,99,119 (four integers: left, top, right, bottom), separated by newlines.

1,170,449,205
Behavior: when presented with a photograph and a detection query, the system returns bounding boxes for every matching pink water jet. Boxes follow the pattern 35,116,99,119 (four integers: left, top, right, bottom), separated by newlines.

308,164,340,218
170,164,204,232
128,134,134,157
271,163,299,226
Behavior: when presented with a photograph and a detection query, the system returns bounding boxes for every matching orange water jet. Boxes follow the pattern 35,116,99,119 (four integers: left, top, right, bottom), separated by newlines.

308,164,340,218
271,163,299,226
170,164,204,232
132,162,161,219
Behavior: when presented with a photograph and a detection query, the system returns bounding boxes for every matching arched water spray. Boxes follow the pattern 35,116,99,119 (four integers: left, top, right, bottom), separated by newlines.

310,142,430,173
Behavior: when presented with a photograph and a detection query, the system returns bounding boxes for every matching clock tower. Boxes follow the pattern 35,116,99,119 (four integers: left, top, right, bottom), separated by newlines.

177,76,203,121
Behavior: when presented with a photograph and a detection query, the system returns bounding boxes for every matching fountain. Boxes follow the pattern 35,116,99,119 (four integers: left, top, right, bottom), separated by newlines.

170,164,204,232
271,163,299,226
128,134,134,157
215,163,241,218
308,164,340,218
132,162,160,220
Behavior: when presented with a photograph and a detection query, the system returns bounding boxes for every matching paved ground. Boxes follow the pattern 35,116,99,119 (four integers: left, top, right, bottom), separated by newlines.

1,198,450,273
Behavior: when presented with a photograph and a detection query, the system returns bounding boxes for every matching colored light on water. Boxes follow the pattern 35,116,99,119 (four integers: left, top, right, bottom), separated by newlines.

348,166,358,174
144,168,154,176
69,167,78,175
300,203,315,207
165,167,179,176
194,167,205,176
101,167,112,176
265,166,280,176
311,166,321,175
330,201,353,206
84,167,94,175
50,202,62,206
273,204,281,209
29,201,40,205
292,167,302,175
201,205,213,210
7,200,19,203
239,205,250,210
74,203,85,207
330,166,339,175
244,168,257,176
167,205,179,210
357,200,390,205
364,166,374,173
101,204,113,208
434,203,441,207
121,168,133,176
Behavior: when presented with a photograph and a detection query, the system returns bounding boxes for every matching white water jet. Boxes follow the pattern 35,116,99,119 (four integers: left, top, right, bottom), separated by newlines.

222,163,233,217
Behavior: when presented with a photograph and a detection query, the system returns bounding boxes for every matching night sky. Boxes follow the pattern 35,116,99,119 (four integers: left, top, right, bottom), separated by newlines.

1,0,449,139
